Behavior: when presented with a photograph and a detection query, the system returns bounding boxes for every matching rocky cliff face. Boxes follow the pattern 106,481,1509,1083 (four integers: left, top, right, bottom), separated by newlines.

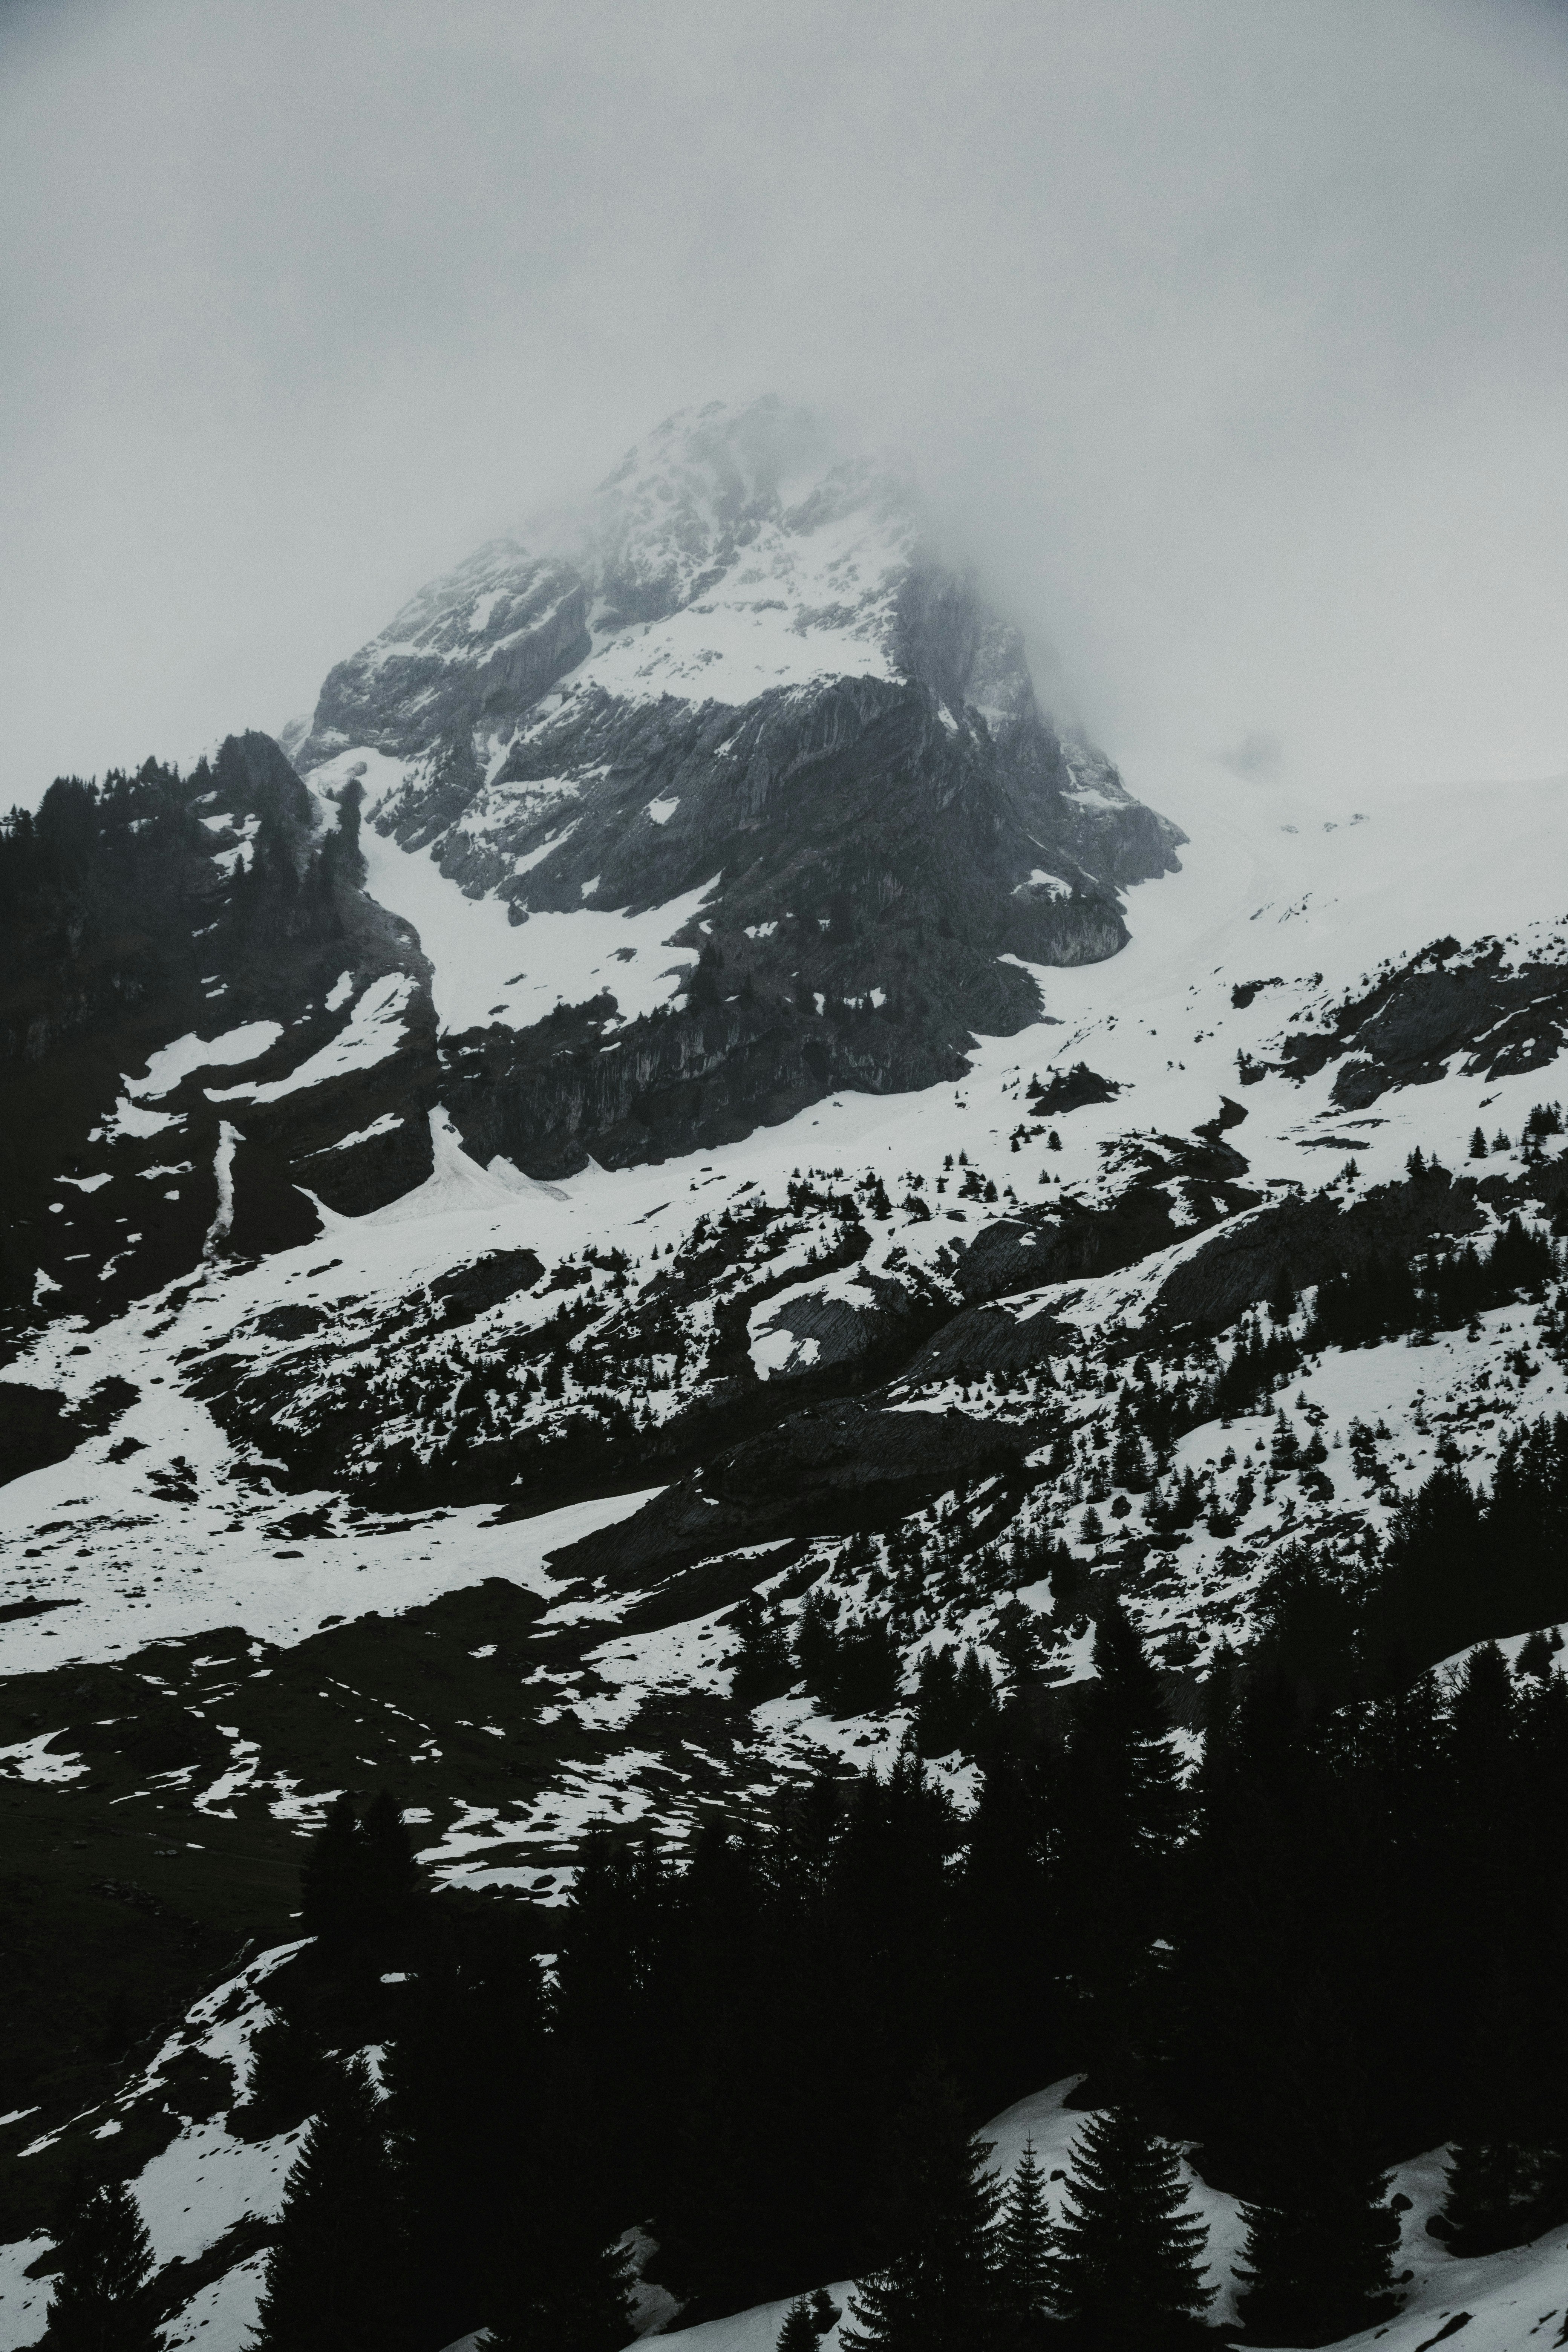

0,732,438,1341
290,397,1184,1175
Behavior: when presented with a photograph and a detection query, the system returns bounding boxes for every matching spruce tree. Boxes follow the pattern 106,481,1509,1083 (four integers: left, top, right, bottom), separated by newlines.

995,2139,1054,2335
231,2006,333,2140
732,1594,795,1706
1233,1983,1399,2346
250,2052,409,2352
358,1789,417,1941
1049,2105,1211,2350
486,2228,633,2352
841,2065,1003,2352
1442,1963,1554,2254
1056,1599,1185,2069
298,1791,363,1949
45,2177,163,2352
777,2294,825,2350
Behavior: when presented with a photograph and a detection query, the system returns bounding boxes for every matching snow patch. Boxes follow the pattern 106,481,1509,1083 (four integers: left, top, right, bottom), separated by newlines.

126,1023,283,1101
205,977,416,1106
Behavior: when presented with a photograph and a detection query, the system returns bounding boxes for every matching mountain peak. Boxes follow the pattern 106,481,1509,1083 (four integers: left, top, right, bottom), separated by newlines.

281,401,1180,1176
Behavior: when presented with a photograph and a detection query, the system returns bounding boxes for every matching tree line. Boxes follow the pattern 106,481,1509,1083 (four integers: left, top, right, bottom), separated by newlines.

41,1588,1568,2351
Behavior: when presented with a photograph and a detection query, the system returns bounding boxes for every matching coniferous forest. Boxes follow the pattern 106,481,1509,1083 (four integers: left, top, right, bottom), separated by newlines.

44,1577,1564,2352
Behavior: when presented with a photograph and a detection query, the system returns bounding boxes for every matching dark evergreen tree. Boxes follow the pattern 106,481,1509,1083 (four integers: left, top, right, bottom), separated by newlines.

486,2227,633,2352
1049,2105,1211,2350
358,1789,417,1940
1056,1600,1185,2069
828,1614,902,1715
778,2295,824,2350
795,1588,841,1700
45,2177,162,2352
231,2006,333,2140
1233,1982,1399,2346
298,1791,363,1949
250,2053,409,2352
1442,1962,1562,2254
914,1645,963,1756
732,1593,795,1706
299,1788,417,1954
774,2288,841,2351
995,2139,1054,2337
954,1749,1058,2113
383,1916,553,2344
841,2065,1003,2352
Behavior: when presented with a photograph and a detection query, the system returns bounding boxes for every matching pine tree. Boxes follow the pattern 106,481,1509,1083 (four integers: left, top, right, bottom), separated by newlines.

299,1790,363,1949
45,2177,163,2352
1233,1982,1399,2346
777,2294,825,2350
250,2052,409,2352
359,1788,417,1939
1442,1963,1555,2254
231,2006,333,2140
1056,1600,1186,2070
995,2139,1054,2334
841,2066,1003,2351
1049,2105,1211,2350
486,2230,634,2352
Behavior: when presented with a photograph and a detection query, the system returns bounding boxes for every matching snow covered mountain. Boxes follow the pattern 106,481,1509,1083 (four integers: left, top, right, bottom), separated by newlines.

4,401,1568,2352
289,397,1182,1175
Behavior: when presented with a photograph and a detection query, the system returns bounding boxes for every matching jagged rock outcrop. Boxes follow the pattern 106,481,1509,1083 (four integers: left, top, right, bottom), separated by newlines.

550,1396,1031,1589
289,399,1182,1174
1264,936,1568,1107
0,734,439,1339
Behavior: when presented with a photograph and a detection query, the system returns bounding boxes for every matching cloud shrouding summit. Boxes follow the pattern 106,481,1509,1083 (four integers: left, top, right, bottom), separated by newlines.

0,0,1564,804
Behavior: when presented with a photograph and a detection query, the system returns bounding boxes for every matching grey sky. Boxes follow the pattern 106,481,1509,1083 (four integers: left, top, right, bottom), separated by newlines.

2,0,1564,806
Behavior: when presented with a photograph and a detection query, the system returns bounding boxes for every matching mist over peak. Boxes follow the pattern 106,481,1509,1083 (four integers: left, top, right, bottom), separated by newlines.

2,3,1564,809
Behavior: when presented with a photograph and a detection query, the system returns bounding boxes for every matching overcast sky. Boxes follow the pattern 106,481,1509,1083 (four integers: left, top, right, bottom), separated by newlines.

2,0,1565,808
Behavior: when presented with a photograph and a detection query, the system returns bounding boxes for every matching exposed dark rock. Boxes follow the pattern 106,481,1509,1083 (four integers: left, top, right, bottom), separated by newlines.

429,1249,546,1324
550,1398,1031,1589
0,1384,78,1486
1267,935,1568,1107
252,1303,328,1342
0,737,440,1340
285,401,1182,1179
1027,1061,1121,1114
297,543,591,781
1148,1169,1485,1333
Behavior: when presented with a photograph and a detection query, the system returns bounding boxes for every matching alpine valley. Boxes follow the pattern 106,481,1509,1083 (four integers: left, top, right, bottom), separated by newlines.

4,398,1568,2352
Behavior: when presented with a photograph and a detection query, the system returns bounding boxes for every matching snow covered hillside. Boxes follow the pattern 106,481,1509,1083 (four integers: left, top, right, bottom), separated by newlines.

5,407,1568,2352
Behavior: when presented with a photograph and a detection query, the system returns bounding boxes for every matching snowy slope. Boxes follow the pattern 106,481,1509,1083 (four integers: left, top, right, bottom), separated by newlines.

8,755,1568,1868
647,2093,1568,2352
9,761,1568,1678
8,404,1568,2352
7,750,1568,2348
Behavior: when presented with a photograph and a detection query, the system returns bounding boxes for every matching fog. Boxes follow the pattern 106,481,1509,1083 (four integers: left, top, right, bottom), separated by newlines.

2,0,1565,807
